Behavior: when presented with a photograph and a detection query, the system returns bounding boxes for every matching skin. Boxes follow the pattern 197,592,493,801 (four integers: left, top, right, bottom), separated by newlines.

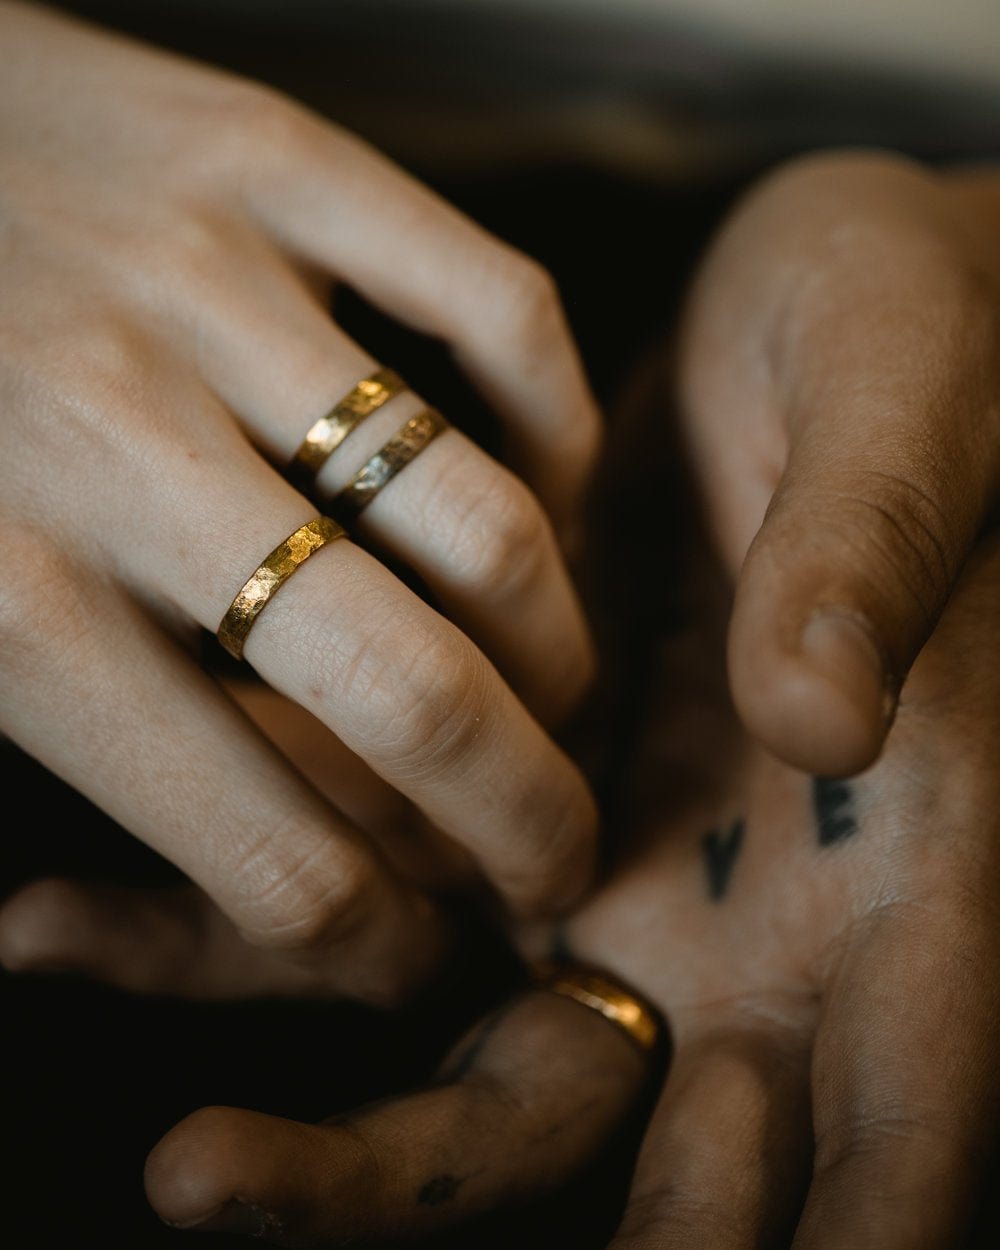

0,0,607,1005
136,475,1000,1250
6,315,1000,1247
5,29,1000,1243
677,149,1000,777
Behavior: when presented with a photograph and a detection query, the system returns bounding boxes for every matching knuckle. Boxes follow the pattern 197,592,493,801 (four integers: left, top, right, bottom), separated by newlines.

831,474,954,630
306,589,495,776
462,1070,531,1125
813,1110,984,1180
229,828,381,958
615,1187,745,1248
503,782,597,917
360,622,492,778
0,528,82,662
446,468,551,599
494,251,563,359
24,312,142,424
211,82,317,176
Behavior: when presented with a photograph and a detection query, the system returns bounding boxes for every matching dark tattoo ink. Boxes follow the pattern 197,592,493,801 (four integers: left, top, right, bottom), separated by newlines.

417,1174,464,1206
813,777,858,846
701,818,745,901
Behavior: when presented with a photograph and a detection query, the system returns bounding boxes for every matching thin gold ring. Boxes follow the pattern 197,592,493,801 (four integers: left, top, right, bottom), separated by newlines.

217,516,346,660
533,961,662,1052
288,367,406,490
331,407,448,524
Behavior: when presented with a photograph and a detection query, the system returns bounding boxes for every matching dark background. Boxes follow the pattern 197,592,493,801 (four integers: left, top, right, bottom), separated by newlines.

5,3,1000,1246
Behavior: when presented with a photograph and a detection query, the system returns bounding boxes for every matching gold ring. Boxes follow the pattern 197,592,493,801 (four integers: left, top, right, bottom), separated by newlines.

533,961,662,1052
331,407,448,524
288,367,406,490
217,516,347,660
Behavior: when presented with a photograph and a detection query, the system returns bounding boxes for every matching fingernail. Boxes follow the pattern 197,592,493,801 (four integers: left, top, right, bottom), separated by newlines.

800,609,895,725
173,1198,267,1236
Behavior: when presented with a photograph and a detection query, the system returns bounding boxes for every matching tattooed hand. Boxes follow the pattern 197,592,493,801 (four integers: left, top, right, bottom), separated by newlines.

677,150,1000,778
131,381,1000,1248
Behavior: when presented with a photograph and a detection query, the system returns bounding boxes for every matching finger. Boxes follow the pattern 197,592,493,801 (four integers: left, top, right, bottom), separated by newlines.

112,408,597,916
0,558,448,1005
236,93,603,535
180,258,595,724
144,988,651,1244
683,153,1000,776
610,1012,812,1249
327,421,595,728
794,896,1000,1249
0,880,329,999
225,679,481,895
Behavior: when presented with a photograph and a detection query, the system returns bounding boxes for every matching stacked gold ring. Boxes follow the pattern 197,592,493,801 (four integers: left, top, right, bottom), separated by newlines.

288,367,448,518
331,407,448,523
288,367,406,491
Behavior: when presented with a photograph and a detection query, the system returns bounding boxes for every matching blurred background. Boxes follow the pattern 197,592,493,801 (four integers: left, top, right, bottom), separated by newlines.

5,2,1000,1246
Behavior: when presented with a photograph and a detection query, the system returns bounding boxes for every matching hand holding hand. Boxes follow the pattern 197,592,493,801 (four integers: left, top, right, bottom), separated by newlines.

97,390,1000,1246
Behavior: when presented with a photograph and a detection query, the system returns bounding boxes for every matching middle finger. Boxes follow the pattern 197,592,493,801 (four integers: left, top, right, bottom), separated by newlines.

166,248,596,727
113,393,598,917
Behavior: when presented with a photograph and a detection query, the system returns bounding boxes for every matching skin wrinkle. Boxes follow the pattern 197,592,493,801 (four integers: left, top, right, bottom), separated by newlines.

0,2,609,1030
10,39,1000,1236
751,493,939,661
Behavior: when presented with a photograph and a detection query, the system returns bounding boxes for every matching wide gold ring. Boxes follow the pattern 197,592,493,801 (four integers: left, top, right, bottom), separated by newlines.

331,407,448,524
288,367,406,490
217,516,347,660
533,961,662,1052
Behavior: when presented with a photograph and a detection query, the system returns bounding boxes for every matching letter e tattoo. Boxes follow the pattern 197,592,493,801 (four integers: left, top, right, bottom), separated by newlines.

813,777,858,846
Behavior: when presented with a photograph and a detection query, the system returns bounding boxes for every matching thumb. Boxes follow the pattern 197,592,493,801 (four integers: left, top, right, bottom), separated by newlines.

729,342,999,777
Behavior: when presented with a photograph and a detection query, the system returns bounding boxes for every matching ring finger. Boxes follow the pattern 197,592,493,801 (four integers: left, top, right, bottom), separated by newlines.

103,385,597,917
163,249,596,726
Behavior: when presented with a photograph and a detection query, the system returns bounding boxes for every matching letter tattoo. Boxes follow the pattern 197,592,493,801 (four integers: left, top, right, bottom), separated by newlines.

813,777,858,846
701,818,745,901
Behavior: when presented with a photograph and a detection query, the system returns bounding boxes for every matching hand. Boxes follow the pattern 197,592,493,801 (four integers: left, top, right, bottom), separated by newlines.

54,386,1000,1246
677,148,1000,776
0,1,603,1003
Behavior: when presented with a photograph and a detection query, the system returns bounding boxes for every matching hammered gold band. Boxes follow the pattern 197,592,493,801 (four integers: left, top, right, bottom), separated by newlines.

289,367,406,489
217,517,346,660
331,407,448,524
533,961,662,1052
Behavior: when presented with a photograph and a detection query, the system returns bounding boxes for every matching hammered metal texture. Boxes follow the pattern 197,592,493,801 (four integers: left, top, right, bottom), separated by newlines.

216,516,346,659
332,407,447,524
288,366,406,488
